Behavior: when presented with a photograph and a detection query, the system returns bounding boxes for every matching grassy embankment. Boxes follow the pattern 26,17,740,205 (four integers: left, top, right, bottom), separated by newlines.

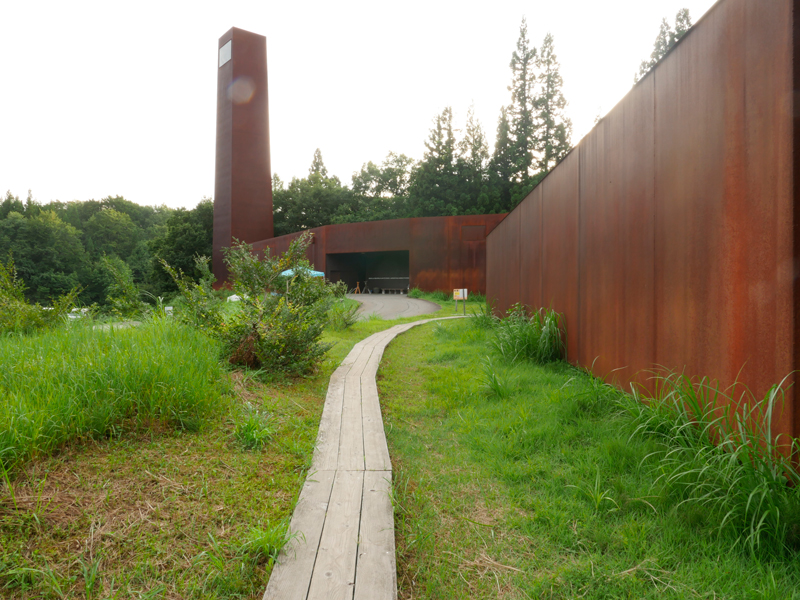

0,295,456,599
379,317,800,599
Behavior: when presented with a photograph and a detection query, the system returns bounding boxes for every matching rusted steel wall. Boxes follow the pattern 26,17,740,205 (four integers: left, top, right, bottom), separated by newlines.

213,28,274,284
487,0,797,437
248,214,505,294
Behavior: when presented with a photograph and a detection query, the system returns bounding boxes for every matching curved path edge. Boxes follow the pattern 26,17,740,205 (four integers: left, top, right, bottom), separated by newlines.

263,317,464,600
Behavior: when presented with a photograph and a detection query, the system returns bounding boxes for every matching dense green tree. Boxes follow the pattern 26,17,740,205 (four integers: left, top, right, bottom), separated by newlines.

533,33,573,172
84,208,140,259
406,107,466,217
149,198,213,295
0,210,86,303
273,161,354,235
338,152,415,223
0,192,24,220
635,9,693,82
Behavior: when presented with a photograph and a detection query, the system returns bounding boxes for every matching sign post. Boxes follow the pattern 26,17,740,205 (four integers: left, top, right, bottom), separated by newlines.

453,288,468,315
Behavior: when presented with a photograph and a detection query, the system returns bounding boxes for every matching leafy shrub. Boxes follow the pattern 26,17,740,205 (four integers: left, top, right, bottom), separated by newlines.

164,232,336,376
160,255,223,331
491,303,564,364
101,255,147,318
621,372,800,556
0,256,78,335
407,287,423,299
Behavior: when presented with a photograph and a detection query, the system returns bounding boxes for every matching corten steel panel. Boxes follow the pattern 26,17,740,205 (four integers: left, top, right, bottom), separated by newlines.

486,219,507,313
795,0,800,441
541,151,580,363
578,116,625,379
323,219,412,255
500,209,521,312
654,1,740,397
519,186,542,311
213,28,273,284
654,0,795,438
620,77,656,390
742,0,794,436
578,79,657,387
409,217,448,291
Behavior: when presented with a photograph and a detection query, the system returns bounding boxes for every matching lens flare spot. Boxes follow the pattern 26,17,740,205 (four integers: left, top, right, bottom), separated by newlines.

228,77,255,105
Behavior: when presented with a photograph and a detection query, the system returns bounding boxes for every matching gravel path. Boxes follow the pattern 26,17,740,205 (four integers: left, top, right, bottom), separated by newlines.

346,293,441,320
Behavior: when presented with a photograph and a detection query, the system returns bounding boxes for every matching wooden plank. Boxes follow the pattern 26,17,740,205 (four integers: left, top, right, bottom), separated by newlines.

338,373,365,471
362,382,391,471
307,470,365,600
263,470,336,600
312,366,348,472
354,471,397,600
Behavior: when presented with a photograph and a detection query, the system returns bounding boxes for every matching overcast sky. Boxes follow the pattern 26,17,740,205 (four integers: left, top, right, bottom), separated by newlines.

1,0,717,210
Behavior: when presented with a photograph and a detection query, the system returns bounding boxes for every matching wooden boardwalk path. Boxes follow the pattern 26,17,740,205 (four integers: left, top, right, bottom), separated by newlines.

263,318,459,600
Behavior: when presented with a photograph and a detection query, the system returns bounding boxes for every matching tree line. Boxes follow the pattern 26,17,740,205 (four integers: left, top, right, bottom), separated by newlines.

273,19,573,236
0,191,211,305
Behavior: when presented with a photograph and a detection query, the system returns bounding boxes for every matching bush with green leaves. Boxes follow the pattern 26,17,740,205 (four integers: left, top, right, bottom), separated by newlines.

164,232,336,375
491,303,564,364
0,256,78,335
101,255,147,318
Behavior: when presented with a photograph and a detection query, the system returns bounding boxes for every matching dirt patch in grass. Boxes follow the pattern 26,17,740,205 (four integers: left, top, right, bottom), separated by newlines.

0,374,322,600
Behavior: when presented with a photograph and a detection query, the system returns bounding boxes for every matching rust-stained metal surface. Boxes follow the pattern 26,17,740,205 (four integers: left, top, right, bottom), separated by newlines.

541,152,580,364
250,214,505,295
213,28,273,283
487,0,797,438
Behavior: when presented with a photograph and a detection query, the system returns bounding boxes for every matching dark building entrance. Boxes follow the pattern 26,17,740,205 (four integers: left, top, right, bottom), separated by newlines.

326,251,409,293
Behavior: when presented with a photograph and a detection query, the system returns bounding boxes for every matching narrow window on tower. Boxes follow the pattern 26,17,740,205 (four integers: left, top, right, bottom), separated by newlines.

219,40,232,67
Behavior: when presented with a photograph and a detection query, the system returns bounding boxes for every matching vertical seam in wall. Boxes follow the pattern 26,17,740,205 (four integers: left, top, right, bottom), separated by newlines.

575,146,583,364
541,184,546,309
793,0,800,438
652,68,658,373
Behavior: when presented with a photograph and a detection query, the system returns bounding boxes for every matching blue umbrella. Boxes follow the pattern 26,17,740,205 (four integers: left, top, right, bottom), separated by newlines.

280,267,324,277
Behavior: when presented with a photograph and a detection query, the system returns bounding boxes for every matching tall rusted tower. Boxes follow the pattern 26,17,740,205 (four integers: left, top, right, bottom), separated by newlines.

213,27,273,284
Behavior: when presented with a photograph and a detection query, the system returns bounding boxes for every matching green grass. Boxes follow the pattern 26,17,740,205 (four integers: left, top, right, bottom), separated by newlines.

0,296,453,599
0,319,228,472
379,318,800,599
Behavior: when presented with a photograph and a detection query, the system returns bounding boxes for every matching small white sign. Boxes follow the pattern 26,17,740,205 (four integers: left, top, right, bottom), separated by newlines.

219,40,232,67
453,288,468,300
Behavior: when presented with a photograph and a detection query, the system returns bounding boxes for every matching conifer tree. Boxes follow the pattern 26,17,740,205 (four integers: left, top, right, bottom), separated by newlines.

507,18,536,182
458,105,489,180
309,148,328,177
407,107,462,217
488,107,516,211
533,33,573,172
635,9,693,82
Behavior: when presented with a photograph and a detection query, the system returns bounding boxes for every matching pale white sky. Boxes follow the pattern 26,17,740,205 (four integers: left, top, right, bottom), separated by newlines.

0,0,717,209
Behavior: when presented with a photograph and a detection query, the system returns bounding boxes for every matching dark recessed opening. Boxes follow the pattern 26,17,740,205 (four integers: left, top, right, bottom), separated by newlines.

327,251,409,293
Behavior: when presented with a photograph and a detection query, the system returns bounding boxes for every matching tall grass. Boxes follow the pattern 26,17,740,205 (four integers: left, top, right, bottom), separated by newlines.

490,303,564,364
0,319,227,472
621,372,800,556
